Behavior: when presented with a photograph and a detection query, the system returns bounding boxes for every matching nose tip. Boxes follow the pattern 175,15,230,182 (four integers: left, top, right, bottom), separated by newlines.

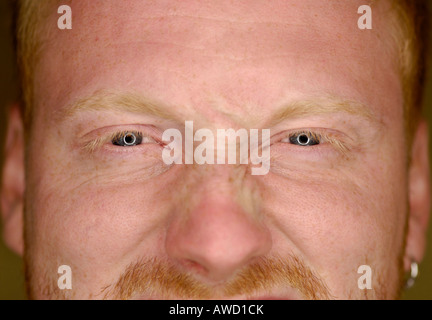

165,198,272,283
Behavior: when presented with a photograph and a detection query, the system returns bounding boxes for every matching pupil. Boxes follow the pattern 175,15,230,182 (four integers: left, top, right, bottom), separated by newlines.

298,134,309,145
124,134,135,145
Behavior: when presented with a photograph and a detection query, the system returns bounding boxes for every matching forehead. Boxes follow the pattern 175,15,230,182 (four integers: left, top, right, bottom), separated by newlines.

35,0,402,125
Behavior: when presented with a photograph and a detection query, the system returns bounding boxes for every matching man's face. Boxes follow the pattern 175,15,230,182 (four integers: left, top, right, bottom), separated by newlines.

10,0,428,299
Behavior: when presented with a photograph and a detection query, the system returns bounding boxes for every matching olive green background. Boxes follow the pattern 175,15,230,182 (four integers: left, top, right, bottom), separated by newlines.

0,1,431,300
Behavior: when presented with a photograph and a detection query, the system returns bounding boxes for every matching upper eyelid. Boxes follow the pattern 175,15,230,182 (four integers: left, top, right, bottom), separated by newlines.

79,124,161,138
273,128,335,140
110,130,144,142
284,131,322,142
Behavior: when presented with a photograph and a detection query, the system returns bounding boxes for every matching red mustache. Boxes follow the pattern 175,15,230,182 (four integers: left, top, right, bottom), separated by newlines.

101,255,331,300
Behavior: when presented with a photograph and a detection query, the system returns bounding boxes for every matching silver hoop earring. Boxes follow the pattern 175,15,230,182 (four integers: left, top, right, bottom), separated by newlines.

405,261,419,290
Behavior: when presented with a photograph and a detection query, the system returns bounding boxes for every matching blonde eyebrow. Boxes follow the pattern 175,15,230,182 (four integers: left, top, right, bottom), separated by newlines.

59,92,377,130
267,96,376,127
58,90,179,121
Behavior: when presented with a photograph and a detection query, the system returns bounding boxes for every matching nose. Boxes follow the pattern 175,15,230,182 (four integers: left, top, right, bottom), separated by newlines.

165,180,271,283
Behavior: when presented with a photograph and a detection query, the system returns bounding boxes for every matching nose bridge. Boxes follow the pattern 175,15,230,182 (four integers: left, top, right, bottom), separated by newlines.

165,164,271,282
185,164,261,218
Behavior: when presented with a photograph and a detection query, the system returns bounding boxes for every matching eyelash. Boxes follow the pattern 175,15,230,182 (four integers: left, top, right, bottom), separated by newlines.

281,130,350,154
83,130,160,152
111,130,143,146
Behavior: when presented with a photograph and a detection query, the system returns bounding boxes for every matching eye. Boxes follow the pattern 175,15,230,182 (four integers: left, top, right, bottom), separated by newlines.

112,131,143,147
287,131,320,146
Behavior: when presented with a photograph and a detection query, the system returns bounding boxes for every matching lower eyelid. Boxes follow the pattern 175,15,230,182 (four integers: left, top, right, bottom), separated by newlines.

102,138,164,154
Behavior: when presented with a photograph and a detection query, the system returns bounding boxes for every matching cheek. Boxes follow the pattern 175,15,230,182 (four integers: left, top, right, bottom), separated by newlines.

29,179,172,250
25,138,183,289
25,173,184,295
258,141,408,288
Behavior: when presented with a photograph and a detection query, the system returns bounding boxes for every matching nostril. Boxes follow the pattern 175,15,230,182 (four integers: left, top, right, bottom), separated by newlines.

182,259,208,275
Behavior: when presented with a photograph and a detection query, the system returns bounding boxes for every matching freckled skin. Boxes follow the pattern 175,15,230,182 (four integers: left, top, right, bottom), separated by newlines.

13,0,427,299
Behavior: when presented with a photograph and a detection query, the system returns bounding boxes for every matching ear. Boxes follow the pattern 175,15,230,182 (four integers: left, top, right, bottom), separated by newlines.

404,119,431,271
1,103,25,255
